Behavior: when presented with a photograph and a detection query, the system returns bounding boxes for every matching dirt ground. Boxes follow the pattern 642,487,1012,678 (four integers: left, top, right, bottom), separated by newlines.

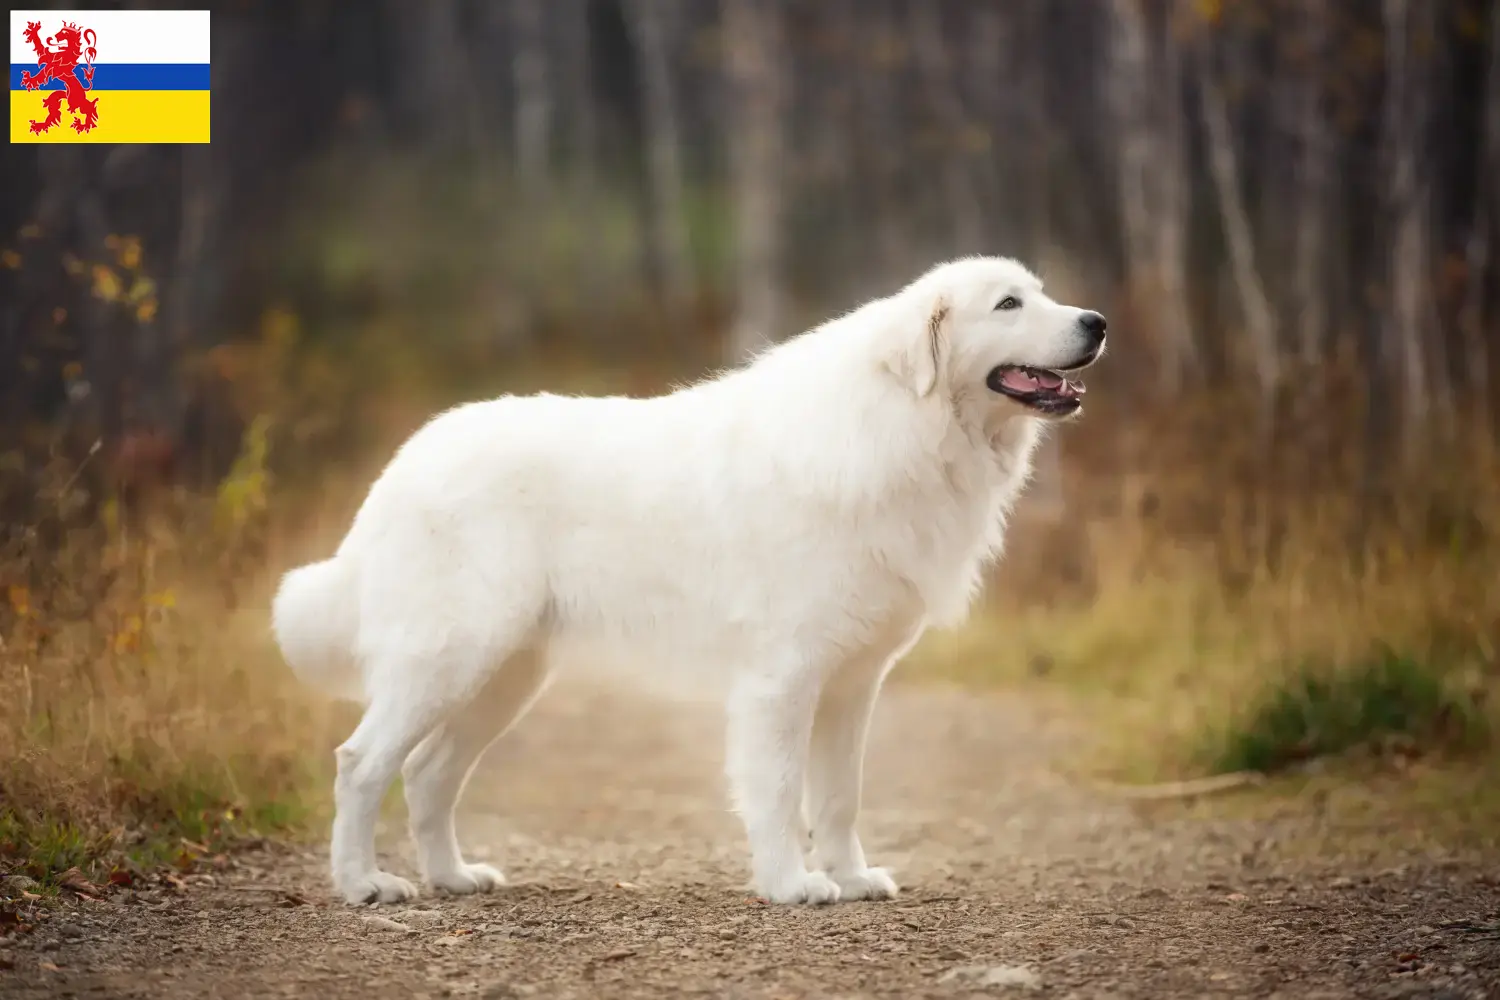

2,681,1497,999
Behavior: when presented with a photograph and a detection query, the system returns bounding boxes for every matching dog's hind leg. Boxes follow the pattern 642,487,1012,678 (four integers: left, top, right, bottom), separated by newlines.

330,684,459,905
329,608,541,905
402,648,550,894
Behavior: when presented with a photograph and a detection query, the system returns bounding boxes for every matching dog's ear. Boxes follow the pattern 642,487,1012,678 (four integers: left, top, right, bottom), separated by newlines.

885,296,951,398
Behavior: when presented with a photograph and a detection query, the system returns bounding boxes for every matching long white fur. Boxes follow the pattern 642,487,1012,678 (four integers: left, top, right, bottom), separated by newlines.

272,256,1105,906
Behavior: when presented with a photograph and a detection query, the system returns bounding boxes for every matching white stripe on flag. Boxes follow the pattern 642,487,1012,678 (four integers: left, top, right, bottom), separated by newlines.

9,10,210,65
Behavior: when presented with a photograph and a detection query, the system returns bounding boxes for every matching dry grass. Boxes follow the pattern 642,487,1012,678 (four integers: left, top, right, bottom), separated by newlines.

0,431,359,887
0,514,342,884
909,389,1500,796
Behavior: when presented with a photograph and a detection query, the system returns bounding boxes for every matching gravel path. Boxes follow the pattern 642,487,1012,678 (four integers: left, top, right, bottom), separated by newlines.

2,681,1497,998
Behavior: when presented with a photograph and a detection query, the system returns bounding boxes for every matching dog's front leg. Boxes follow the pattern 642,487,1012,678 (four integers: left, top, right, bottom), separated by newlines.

725,667,840,904
806,652,898,900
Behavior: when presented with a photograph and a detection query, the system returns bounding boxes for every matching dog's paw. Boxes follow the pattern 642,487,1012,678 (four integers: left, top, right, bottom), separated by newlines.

429,863,506,896
337,869,419,906
761,869,842,905
829,866,898,901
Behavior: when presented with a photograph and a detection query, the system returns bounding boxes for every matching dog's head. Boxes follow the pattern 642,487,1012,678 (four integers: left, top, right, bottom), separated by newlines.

884,257,1107,419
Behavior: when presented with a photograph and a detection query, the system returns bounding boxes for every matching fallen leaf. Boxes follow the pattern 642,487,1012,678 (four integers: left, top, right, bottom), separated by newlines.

180,838,209,854
107,870,134,888
56,868,101,897
39,961,61,972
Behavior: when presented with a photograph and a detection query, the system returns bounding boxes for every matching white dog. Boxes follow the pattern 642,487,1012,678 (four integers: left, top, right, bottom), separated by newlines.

272,256,1106,906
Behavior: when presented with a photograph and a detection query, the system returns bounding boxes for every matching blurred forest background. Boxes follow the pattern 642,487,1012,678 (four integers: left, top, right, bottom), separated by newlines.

3,0,1500,872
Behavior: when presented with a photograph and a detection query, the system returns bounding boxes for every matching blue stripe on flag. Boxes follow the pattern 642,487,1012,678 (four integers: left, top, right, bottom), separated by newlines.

10,63,210,91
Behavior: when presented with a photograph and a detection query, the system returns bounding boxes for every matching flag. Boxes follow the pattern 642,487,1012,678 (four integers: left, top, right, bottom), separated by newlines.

10,10,210,143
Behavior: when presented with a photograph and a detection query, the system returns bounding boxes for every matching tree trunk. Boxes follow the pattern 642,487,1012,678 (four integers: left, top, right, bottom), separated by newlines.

37,148,118,442
1106,0,1196,391
557,0,607,338
1196,38,1281,398
1106,0,1156,292
1018,0,1053,260
722,0,785,361
624,0,695,331
854,0,907,287
1154,20,1196,391
1381,0,1433,449
559,0,596,185
386,0,476,150
1292,0,1331,368
910,0,984,254
1461,1,1500,419
511,0,552,195
158,143,221,433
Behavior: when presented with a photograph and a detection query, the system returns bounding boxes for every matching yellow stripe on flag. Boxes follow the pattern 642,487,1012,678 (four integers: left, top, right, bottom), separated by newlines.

10,90,210,143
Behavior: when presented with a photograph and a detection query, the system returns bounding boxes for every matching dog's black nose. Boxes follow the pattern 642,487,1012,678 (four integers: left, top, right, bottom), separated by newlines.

1078,311,1107,345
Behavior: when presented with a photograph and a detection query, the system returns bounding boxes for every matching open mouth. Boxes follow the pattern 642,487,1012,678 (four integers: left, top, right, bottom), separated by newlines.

986,365,1087,415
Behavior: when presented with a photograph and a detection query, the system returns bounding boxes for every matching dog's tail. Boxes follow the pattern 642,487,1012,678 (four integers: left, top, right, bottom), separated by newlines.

271,557,364,702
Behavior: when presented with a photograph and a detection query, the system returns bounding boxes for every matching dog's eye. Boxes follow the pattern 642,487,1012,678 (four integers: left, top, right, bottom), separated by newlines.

995,296,1021,311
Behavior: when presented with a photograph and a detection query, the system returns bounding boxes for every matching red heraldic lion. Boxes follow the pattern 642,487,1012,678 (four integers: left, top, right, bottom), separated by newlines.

20,19,100,134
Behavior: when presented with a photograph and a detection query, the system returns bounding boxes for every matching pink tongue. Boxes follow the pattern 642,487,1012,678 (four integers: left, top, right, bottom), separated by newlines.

999,368,1087,398
999,369,1042,392
1000,368,1065,392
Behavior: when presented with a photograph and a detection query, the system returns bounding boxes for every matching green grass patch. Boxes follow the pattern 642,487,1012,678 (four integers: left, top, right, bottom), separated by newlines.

0,763,323,892
1203,647,1489,775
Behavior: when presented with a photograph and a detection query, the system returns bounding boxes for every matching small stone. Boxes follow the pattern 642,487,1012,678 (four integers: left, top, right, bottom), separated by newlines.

1253,942,1271,953
938,965,1041,990
1330,876,1355,889
717,929,737,941
396,909,447,929
361,915,413,934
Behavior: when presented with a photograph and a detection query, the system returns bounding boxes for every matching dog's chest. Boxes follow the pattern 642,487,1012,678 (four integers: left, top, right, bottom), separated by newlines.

865,461,1011,626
